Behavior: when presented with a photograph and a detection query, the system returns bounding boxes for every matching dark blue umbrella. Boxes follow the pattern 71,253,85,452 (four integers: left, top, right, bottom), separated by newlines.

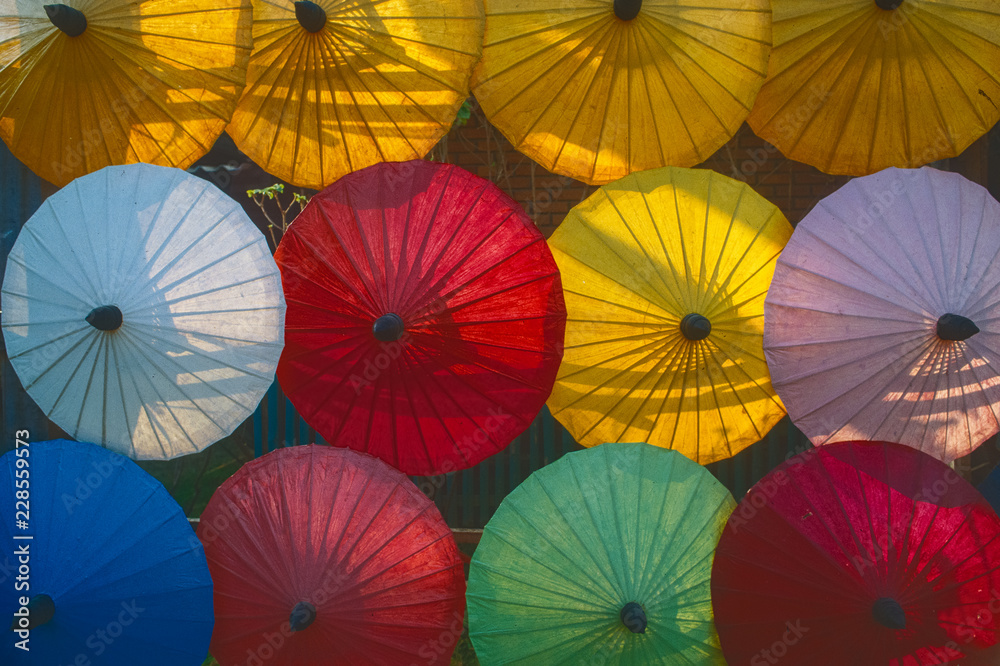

1,439,213,664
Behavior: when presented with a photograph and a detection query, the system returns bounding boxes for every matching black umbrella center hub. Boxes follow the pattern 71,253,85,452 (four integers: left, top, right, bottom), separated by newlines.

295,1,327,32
875,0,903,9
680,313,711,341
10,594,55,631
871,597,906,629
44,4,88,36
86,305,123,332
936,313,979,341
620,601,647,633
289,601,317,632
614,0,642,21
373,313,405,342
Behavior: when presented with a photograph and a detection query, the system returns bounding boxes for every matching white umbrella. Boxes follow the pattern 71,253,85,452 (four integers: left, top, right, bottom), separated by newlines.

1,164,285,459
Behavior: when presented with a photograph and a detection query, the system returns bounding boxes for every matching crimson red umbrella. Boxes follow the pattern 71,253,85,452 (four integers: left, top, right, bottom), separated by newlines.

198,445,466,666
275,160,565,475
712,440,1000,665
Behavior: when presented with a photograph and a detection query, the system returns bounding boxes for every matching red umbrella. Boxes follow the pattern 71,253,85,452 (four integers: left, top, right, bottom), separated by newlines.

275,160,565,475
711,440,1000,665
198,445,466,666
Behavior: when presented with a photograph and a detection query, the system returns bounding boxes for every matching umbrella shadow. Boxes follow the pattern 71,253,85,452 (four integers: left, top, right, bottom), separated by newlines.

9,4,252,185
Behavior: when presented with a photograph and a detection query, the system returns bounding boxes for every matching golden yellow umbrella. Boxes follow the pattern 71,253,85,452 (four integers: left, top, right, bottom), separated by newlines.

471,0,772,185
749,0,1000,176
0,0,252,187
547,166,791,464
227,0,483,190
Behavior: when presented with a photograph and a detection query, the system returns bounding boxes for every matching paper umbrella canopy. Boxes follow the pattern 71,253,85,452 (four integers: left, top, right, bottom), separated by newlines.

467,442,736,664
0,0,252,186
275,159,566,475
764,166,1000,462
546,166,791,464
199,444,466,665
471,0,772,184
0,439,214,665
712,440,1000,665
748,0,1000,175
1,163,285,460
226,0,483,189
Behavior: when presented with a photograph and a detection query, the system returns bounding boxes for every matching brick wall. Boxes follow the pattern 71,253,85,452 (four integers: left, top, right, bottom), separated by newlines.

432,99,853,238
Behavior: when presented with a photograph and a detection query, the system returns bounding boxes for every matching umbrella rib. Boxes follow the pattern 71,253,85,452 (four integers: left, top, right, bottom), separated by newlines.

907,16,997,128
19,326,96,403
540,21,621,174
788,221,934,314
780,335,935,419
291,211,377,311
519,483,624,605
323,36,427,159
23,205,101,304
826,340,943,445
596,188,685,314
477,529,619,610
560,283,675,322
475,16,612,119
956,196,1000,317
751,7,870,127
703,180,745,303
589,24,627,183
609,335,691,446
397,184,499,314
702,213,785,318
125,322,276,383
237,29,305,151
707,334,781,404
422,237,555,317
425,274,559,326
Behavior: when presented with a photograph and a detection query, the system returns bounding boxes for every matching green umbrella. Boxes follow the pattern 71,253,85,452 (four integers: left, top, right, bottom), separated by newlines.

467,442,734,664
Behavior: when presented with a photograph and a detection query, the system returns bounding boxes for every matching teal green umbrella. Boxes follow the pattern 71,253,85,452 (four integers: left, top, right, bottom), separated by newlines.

467,442,735,664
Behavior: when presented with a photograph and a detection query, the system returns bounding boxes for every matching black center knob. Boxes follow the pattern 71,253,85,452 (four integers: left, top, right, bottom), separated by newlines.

875,0,903,9
871,597,906,630
44,4,87,36
936,313,979,341
295,1,327,32
680,313,711,341
373,313,404,342
86,305,123,332
613,0,642,21
289,601,317,632
620,602,647,634
10,594,55,631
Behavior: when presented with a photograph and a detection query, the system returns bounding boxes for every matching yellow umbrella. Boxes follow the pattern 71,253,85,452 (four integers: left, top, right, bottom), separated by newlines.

0,0,252,187
471,0,772,185
749,0,1000,176
226,0,483,190
546,166,791,464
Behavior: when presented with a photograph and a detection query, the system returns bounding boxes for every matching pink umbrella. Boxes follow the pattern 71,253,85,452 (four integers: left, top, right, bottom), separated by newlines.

764,167,1000,462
